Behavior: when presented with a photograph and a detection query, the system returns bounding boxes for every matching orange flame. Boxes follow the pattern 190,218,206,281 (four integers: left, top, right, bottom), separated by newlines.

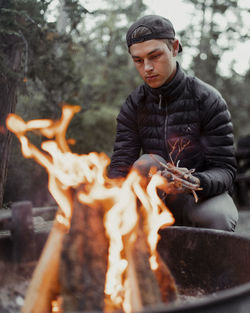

51,298,62,313
6,105,174,312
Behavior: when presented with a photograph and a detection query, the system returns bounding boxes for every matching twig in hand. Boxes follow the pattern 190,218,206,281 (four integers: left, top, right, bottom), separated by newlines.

168,139,190,165
149,154,202,203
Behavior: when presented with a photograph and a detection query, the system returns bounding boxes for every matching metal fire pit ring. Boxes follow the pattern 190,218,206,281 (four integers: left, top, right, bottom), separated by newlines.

150,226,250,313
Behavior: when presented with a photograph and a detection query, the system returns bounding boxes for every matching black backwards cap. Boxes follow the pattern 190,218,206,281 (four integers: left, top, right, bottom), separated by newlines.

126,15,182,53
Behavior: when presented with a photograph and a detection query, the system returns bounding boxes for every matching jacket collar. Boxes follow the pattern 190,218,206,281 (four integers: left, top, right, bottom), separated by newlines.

144,62,186,107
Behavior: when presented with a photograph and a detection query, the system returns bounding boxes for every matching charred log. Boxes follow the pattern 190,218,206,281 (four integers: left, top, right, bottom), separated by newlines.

154,253,179,303
20,220,66,313
125,222,162,311
60,192,109,312
124,212,178,312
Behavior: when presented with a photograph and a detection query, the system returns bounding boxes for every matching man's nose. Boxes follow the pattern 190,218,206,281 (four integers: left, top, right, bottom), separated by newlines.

144,59,153,72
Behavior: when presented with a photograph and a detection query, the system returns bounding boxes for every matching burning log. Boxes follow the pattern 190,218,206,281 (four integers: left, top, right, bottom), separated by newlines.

154,253,179,303
20,219,67,313
124,213,178,312
124,221,162,312
59,191,109,312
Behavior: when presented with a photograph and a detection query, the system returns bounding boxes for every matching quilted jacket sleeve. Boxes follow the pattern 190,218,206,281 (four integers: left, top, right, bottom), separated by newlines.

108,95,141,178
193,80,237,199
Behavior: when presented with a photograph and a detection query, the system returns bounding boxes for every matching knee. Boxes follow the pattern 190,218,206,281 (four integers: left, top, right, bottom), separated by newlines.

204,210,238,232
190,193,239,232
132,154,166,177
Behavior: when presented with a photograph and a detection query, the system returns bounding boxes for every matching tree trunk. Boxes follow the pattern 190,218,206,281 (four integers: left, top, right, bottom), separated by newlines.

0,35,21,207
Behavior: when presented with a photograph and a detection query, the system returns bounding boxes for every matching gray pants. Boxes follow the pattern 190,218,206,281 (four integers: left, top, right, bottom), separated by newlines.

133,154,239,232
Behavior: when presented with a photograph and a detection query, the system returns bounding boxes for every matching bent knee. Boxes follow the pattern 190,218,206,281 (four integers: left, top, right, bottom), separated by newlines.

203,211,238,232
188,193,239,232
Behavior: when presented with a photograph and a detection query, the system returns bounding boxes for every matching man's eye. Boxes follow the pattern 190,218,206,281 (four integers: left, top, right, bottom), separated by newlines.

150,54,160,60
134,59,143,64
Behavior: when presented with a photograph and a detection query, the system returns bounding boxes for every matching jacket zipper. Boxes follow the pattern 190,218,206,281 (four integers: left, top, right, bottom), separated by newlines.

158,94,162,109
163,95,170,162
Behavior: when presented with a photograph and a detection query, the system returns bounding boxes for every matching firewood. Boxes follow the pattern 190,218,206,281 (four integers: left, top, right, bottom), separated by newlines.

21,220,67,313
124,213,178,311
60,193,109,312
154,253,179,303
124,218,163,312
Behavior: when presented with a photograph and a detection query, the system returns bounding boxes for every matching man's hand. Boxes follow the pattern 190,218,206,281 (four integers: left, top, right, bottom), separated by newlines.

157,162,202,202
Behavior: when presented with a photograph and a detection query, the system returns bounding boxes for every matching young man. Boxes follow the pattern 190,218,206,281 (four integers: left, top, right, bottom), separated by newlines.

108,15,238,231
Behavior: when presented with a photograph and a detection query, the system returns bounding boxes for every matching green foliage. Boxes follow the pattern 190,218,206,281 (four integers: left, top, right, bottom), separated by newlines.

73,0,145,110
63,0,90,34
4,136,52,207
182,0,245,81
0,0,89,117
221,69,250,139
68,107,118,156
0,0,51,79
181,0,250,138
3,0,146,205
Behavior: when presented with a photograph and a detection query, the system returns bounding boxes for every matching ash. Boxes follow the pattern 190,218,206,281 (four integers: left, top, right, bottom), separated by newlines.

0,261,35,313
178,287,208,303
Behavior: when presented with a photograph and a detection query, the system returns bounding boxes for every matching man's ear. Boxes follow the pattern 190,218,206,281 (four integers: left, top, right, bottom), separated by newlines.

172,39,179,57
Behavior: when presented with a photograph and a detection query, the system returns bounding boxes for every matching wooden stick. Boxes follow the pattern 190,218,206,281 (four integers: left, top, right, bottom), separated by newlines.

125,240,143,312
154,254,179,303
60,198,109,312
124,221,162,311
21,219,67,313
124,212,178,311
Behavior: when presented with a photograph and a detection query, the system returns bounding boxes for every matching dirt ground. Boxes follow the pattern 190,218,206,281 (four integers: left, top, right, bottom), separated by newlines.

0,262,36,313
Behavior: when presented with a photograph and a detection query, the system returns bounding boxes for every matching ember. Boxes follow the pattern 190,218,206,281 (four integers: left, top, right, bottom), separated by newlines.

6,105,177,313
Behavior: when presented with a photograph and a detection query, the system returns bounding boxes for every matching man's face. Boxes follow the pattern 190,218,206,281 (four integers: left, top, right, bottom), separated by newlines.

130,39,179,88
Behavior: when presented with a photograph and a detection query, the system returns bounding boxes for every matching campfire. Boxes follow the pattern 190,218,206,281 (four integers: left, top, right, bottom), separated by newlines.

6,104,180,313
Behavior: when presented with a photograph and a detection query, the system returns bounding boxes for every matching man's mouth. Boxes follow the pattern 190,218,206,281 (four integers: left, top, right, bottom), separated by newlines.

146,74,159,81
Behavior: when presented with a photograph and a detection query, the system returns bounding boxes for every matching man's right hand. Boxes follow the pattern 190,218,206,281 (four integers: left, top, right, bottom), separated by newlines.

157,162,202,201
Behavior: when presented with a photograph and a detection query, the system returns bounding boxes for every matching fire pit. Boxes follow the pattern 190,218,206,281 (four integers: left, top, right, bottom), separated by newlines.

1,225,250,313
155,226,250,313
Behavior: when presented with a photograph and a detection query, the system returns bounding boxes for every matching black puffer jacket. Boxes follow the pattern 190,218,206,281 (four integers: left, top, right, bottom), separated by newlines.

109,63,237,199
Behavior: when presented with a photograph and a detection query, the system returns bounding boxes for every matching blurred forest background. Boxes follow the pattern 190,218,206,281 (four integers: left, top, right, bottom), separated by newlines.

0,0,250,208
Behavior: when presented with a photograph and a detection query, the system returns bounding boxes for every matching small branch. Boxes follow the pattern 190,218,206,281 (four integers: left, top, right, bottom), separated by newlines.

124,220,162,311
21,220,67,313
150,155,202,203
